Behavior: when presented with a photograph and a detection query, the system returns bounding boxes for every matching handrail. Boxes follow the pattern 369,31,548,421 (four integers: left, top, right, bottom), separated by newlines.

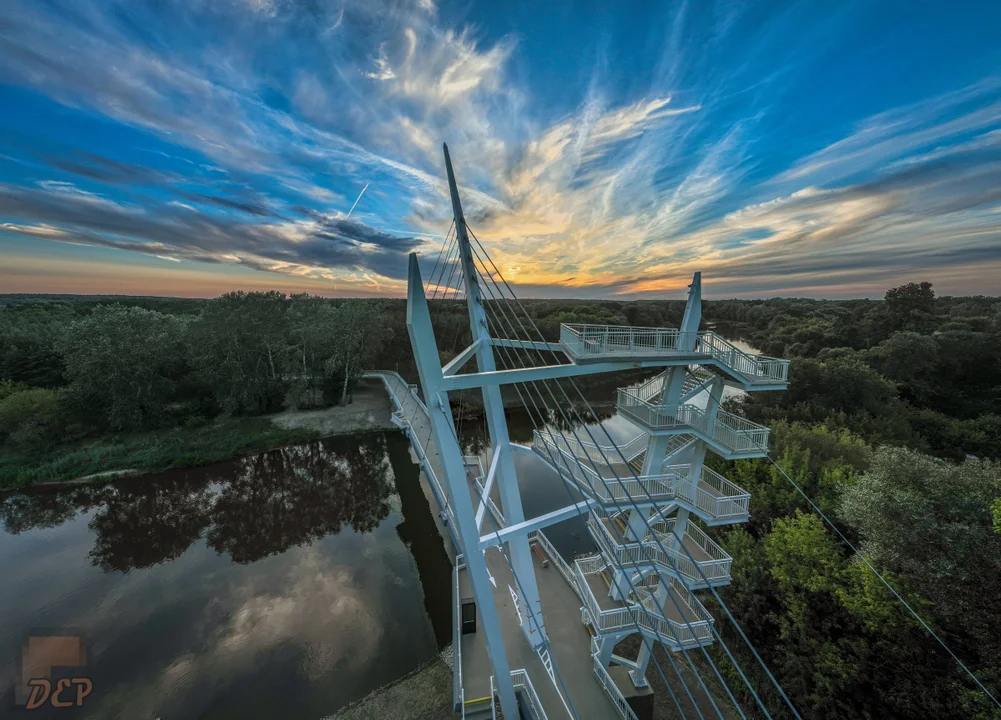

510,669,548,720
454,558,465,713
655,518,731,562
528,530,578,594
617,390,770,455
590,637,640,720
587,514,732,586
532,431,687,505
540,430,647,466
559,323,789,383
573,558,715,647
534,432,750,521
691,465,751,518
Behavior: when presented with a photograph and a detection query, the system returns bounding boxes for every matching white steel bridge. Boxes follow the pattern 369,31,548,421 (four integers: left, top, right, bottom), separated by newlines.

371,145,790,720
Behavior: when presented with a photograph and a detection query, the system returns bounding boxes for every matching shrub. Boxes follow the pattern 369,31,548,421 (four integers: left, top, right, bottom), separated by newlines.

0,387,64,453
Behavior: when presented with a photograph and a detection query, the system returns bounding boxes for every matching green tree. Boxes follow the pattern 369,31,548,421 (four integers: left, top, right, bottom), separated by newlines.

884,281,936,332
327,301,393,405
58,306,186,430
840,447,1001,680
0,387,63,453
189,291,294,414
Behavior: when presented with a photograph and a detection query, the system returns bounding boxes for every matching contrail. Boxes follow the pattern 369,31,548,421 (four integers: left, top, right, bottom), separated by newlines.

346,182,370,218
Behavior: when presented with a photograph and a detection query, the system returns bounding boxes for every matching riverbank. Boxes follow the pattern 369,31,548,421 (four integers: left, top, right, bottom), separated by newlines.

0,382,396,491
327,655,452,720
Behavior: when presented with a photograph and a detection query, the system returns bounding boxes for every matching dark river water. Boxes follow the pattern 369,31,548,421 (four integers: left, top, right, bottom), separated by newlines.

0,432,452,720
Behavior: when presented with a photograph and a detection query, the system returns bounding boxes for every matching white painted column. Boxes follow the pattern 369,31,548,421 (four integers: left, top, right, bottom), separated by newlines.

444,144,547,647
405,254,519,719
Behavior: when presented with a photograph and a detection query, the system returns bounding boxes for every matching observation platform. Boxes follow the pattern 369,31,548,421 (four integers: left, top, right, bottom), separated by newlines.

574,556,715,651
559,324,789,391
587,514,732,589
531,432,751,525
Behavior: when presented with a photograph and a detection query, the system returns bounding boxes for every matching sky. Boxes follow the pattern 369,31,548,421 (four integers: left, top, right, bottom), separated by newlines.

1,0,1000,300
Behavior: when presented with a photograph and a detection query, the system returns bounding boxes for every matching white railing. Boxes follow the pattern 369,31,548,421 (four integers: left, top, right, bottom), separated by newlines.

532,432,687,505
454,558,465,715
617,391,770,455
586,514,732,586
539,430,648,466
533,432,749,522
528,530,578,594
559,324,789,383
694,466,751,519
510,669,548,720
591,637,640,720
573,558,714,648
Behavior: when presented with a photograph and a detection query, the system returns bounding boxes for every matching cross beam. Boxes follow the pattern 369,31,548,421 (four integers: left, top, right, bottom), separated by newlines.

442,338,483,377
475,449,503,531
441,356,703,391
479,498,598,549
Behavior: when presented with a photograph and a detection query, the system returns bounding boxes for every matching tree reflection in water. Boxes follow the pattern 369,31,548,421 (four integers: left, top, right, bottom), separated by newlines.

0,434,397,572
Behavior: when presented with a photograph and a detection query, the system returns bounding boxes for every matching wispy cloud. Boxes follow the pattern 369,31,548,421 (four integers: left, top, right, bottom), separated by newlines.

0,0,999,297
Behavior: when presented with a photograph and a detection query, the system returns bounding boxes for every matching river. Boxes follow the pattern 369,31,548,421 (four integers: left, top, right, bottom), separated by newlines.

0,432,451,719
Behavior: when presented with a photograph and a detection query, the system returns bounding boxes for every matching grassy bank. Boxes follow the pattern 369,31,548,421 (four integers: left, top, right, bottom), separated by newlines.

0,417,321,491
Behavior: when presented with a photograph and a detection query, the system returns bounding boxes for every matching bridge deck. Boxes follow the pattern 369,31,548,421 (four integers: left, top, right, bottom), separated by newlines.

372,373,621,719
459,549,619,719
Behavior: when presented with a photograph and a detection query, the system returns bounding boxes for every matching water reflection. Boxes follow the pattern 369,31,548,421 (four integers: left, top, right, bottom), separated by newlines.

1,435,397,573
0,433,449,719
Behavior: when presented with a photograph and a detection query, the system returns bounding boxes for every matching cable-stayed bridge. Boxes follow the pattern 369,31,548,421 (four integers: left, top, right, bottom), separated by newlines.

373,144,794,720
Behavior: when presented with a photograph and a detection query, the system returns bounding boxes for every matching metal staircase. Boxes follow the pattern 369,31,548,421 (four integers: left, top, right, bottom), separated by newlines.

531,430,751,524
551,307,787,688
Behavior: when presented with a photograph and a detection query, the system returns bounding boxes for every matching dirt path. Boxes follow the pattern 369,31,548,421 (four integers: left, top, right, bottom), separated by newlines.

270,380,396,436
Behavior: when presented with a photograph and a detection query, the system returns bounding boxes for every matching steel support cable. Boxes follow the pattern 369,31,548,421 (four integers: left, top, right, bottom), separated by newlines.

430,225,456,299
697,386,1001,712
430,233,459,302
425,219,456,299
428,234,455,301
467,228,798,719
467,236,789,719
472,266,725,720
442,230,467,301
474,300,696,720
471,267,723,719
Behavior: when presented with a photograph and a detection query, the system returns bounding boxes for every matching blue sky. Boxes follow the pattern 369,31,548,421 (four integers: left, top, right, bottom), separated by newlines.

1,0,1000,298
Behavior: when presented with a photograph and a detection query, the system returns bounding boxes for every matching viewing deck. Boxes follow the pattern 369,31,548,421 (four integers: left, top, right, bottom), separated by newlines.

574,556,715,651
559,323,789,389
616,390,770,459
532,431,751,524
587,514,732,588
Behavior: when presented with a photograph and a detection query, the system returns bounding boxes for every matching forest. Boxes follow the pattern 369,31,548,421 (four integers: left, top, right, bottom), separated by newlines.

1,281,1000,718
